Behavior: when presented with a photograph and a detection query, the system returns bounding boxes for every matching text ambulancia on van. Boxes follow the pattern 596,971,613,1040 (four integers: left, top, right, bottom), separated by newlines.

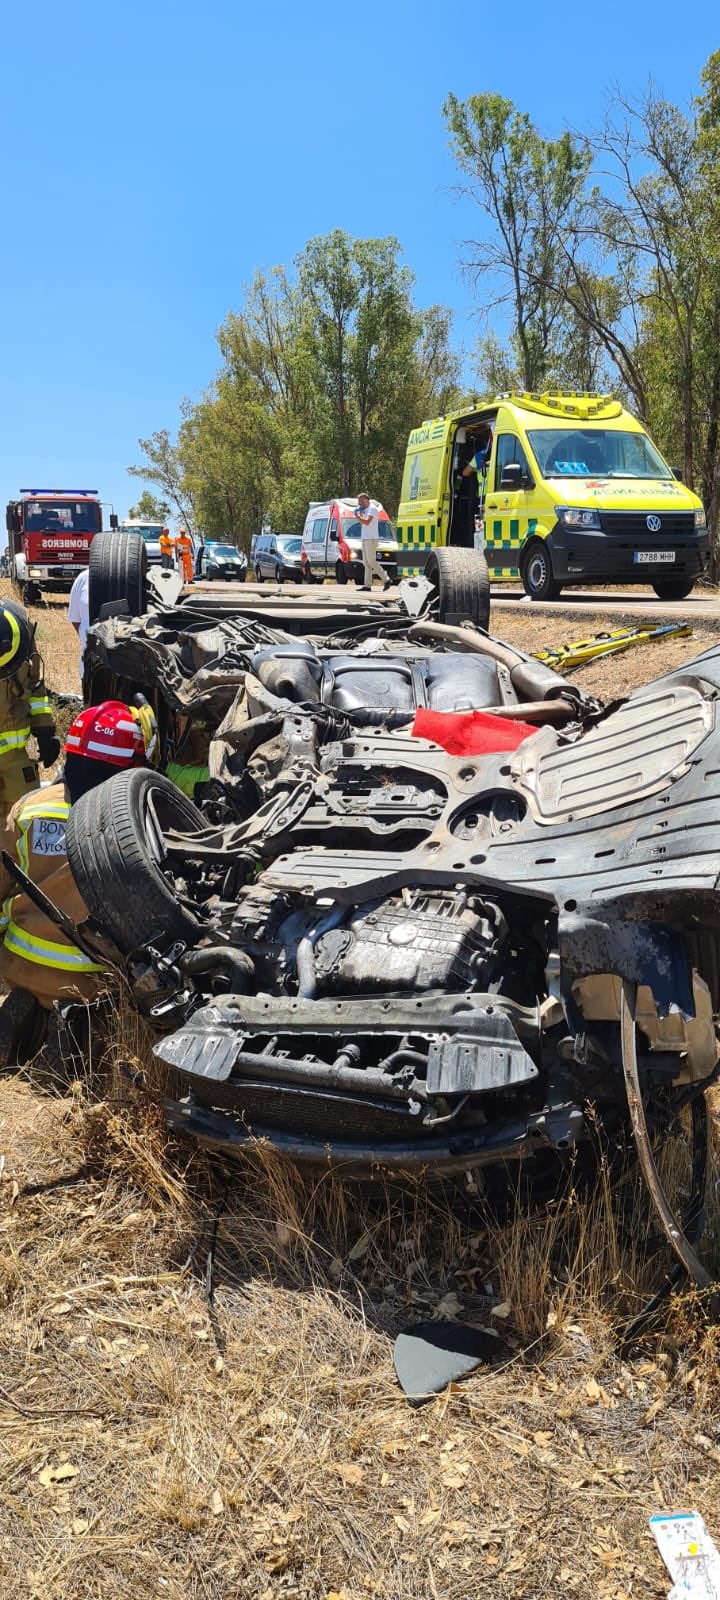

397,391,709,600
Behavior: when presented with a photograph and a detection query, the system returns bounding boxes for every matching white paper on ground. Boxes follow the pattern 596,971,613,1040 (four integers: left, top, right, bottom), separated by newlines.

650,1512,720,1599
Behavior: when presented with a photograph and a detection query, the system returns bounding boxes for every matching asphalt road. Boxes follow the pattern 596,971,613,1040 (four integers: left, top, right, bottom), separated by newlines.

489,586,720,625
191,576,720,626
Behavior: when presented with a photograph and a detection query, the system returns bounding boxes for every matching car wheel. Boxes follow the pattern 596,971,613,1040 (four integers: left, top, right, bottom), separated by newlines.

88,532,148,623
274,565,284,584
652,578,696,600
304,565,317,584
353,562,364,586
425,547,491,629
521,540,562,602
255,564,263,583
66,768,206,955
335,560,348,585
237,569,246,582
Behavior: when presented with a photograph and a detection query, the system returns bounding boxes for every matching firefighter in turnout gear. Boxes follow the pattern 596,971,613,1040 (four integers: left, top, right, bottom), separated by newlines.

0,702,146,1056
0,600,59,822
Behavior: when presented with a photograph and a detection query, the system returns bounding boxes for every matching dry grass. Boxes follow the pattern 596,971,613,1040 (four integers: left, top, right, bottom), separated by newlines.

2,1067,720,1600
0,582,82,698
2,590,720,1597
491,604,720,702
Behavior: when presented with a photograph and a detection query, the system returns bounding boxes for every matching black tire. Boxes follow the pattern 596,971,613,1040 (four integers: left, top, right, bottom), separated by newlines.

652,578,696,601
89,532,148,624
274,565,285,584
31,1007,99,1088
0,988,46,1073
425,547,491,629
335,560,348,585
353,562,364,586
66,768,206,955
255,564,263,583
521,540,562,602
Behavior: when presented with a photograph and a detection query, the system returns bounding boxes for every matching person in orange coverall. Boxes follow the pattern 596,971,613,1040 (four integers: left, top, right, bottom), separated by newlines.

175,528,194,584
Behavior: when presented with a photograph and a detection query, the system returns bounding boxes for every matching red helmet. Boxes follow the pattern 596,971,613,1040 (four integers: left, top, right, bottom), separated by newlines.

65,700,147,767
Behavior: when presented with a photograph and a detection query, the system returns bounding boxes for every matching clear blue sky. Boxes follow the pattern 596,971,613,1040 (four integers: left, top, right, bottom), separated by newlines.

0,0,716,525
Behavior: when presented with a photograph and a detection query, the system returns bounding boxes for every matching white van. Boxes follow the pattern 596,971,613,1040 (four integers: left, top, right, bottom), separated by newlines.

118,519,165,564
300,498,399,584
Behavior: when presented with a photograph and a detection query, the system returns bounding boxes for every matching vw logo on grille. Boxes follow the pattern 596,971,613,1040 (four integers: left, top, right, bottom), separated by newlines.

646,514,662,532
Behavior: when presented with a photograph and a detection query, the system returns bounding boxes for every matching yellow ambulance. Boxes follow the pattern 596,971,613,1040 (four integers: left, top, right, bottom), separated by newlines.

397,391,709,600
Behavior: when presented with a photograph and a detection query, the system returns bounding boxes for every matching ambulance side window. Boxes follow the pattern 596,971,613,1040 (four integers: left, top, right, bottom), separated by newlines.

312,518,328,544
494,434,530,490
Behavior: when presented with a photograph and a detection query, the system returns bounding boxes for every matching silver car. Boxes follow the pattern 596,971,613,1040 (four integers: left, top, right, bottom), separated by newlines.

254,533,303,583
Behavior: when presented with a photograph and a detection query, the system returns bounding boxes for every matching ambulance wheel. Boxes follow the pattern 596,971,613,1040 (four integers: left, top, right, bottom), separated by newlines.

335,561,348,585
89,532,148,624
425,547,490,630
521,541,562,602
66,768,206,955
652,578,696,601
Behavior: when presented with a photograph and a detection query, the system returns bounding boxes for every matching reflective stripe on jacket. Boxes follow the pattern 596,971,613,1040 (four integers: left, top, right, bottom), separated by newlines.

0,782,103,999
0,651,55,770
2,921,100,970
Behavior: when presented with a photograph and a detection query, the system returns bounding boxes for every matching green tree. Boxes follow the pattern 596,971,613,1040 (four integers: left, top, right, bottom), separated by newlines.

127,489,170,521
444,93,590,389
585,88,706,482
446,61,720,569
695,50,720,557
130,231,460,536
127,428,198,531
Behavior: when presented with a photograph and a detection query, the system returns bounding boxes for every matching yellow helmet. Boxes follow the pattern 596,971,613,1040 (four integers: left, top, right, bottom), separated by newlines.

0,601,33,679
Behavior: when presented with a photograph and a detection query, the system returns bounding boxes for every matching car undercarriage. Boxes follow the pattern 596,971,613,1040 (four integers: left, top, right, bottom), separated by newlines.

29,533,716,1291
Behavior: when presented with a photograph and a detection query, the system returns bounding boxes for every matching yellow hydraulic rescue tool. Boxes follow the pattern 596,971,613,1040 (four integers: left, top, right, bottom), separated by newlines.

532,621,692,675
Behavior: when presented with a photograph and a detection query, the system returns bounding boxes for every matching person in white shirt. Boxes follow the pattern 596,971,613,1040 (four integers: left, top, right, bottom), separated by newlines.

355,492,391,591
67,567,90,680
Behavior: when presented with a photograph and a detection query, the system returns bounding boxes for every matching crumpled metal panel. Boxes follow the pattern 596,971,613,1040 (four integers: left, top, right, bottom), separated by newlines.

426,1027,538,1093
154,1005,240,1080
512,685,714,823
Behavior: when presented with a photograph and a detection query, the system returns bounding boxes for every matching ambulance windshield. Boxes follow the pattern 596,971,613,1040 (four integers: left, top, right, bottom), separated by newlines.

527,429,672,480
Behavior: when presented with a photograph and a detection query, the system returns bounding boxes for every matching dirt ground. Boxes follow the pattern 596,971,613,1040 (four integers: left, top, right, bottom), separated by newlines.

490,604,719,701
2,591,720,1599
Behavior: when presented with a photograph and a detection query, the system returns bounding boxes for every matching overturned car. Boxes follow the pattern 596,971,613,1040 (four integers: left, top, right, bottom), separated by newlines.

40,535,716,1283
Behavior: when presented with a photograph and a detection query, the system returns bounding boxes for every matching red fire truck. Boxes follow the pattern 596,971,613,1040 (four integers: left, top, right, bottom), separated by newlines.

4,489,117,603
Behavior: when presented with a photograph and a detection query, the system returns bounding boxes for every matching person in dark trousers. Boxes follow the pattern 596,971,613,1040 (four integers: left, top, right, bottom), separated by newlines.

159,527,174,570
